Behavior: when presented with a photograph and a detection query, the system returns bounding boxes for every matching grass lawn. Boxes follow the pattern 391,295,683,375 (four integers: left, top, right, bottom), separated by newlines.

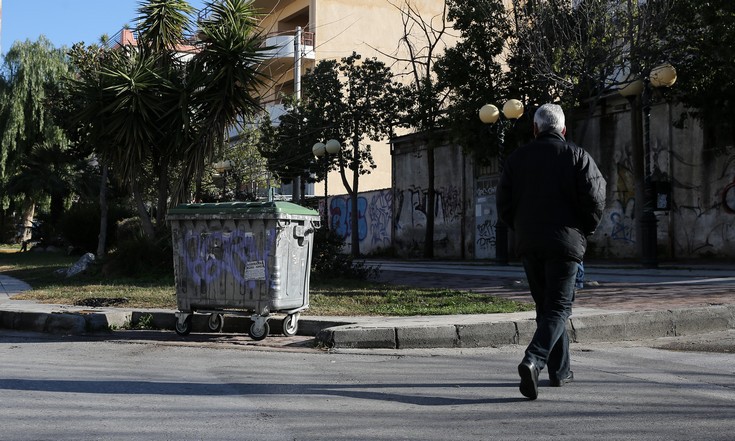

0,245,533,316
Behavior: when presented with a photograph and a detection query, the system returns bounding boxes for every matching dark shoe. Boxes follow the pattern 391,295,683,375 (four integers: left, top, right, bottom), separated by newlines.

518,361,539,400
550,371,574,387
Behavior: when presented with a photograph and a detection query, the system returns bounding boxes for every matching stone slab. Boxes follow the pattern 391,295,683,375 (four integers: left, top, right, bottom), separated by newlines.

396,325,458,349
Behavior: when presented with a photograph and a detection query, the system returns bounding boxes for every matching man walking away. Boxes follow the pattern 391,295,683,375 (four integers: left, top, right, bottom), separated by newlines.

497,103,606,400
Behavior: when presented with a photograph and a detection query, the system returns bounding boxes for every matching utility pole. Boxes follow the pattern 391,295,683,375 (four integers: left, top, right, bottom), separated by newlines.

291,26,302,203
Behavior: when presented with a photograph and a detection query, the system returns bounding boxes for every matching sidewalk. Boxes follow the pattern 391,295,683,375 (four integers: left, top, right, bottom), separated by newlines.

1,262,734,349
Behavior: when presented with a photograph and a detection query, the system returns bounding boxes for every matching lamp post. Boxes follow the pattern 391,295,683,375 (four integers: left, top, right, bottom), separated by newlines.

213,160,233,201
478,99,524,265
619,62,677,268
312,139,341,229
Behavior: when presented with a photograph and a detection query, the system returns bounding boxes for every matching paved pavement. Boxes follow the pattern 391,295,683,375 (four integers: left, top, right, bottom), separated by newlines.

1,260,734,349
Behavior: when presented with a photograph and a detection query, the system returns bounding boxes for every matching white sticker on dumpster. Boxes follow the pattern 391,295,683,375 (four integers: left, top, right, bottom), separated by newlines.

244,261,266,280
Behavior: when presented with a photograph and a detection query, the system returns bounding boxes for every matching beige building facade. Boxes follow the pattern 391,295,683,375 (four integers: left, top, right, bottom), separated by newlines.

252,0,453,197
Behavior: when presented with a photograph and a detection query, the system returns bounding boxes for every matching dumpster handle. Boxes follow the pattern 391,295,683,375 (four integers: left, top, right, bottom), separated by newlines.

293,221,316,245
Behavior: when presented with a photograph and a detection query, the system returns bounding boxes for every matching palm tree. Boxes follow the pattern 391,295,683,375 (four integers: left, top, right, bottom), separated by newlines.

72,0,268,240
174,0,268,203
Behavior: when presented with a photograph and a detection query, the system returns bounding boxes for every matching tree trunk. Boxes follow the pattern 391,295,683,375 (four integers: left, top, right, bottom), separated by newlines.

292,176,302,204
96,164,109,258
300,173,307,205
351,136,361,257
133,181,156,239
156,157,170,225
49,192,65,231
424,134,435,258
20,196,35,244
628,95,645,260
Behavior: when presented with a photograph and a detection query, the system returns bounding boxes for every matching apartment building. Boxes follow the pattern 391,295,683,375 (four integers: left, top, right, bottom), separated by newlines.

104,1,453,200
252,0,452,197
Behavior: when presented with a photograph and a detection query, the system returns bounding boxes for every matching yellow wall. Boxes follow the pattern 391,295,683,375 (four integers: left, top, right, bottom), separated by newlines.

255,0,455,196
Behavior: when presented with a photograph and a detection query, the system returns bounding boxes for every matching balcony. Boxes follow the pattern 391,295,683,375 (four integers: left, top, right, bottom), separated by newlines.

265,103,288,125
262,31,315,61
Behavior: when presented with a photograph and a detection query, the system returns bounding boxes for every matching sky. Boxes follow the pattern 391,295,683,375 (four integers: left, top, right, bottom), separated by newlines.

2,0,206,56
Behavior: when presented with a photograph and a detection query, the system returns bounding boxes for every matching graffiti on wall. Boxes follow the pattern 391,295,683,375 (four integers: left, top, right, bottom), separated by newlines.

394,185,463,231
473,178,498,259
181,229,274,288
476,219,496,251
368,190,392,248
597,124,735,258
609,209,635,243
606,145,637,245
673,175,735,256
675,200,725,255
330,196,368,242
329,188,393,253
390,184,465,256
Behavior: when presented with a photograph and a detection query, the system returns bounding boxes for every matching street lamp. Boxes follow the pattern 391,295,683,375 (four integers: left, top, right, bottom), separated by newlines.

478,98,525,265
213,159,233,201
619,62,677,268
313,139,341,229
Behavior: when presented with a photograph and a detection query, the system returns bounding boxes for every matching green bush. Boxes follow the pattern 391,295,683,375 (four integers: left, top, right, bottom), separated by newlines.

310,227,378,281
101,220,173,277
58,203,133,253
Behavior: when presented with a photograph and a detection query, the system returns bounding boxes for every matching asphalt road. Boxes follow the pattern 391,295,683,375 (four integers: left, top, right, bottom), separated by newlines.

1,329,733,441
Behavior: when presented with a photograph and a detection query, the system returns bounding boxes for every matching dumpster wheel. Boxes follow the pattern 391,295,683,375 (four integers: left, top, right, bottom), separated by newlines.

207,313,224,333
175,314,192,336
282,313,299,337
249,318,269,341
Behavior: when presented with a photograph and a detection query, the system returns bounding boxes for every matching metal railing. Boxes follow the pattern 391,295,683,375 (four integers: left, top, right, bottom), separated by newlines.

102,28,139,50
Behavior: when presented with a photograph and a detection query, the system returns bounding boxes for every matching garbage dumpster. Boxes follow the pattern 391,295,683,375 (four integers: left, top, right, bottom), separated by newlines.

166,201,320,340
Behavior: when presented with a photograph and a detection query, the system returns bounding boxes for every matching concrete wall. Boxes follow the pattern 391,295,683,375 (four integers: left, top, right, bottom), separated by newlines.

574,98,735,259
326,189,393,255
388,99,735,260
390,134,475,258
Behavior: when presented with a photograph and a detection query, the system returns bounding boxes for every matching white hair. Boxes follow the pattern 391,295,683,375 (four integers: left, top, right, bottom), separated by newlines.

534,103,565,133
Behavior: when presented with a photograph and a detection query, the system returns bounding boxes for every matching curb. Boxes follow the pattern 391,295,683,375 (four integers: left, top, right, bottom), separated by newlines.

3,305,732,349
314,305,735,349
0,308,355,337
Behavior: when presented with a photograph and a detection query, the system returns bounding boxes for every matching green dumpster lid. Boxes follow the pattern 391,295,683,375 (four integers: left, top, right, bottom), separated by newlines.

167,201,319,217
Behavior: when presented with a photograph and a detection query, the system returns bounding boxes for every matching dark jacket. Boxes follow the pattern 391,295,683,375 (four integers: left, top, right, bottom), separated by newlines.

496,131,606,261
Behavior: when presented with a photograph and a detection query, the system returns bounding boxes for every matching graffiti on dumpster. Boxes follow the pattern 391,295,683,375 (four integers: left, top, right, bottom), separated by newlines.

181,229,274,288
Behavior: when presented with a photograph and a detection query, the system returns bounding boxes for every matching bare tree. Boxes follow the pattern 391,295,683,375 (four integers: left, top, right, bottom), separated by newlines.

375,0,454,258
507,0,674,138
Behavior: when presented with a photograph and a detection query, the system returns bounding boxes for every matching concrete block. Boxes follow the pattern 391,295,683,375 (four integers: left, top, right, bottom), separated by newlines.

84,313,113,333
0,310,17,329
671,306,734,335
515,318,537,344
316,326,396,349
457,322,517,347
298,318,350,336
104,311,134,329
15,312,48,332
624,310,675,339
83,311,131,332
570,313,627,342
571,311,676,342
46,313,87,334
397,325,458,349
